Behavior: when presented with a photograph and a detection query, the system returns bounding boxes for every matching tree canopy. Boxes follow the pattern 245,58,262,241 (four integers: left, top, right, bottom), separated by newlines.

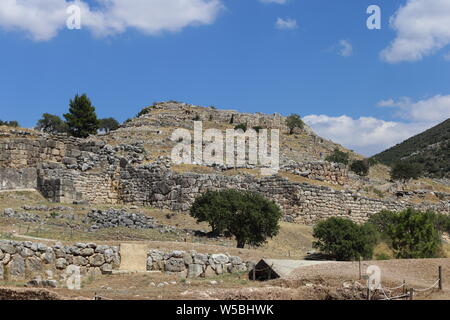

36,113,67,134
99,117,120,133
190,189,282,248
325,148,350,165
313,217,377,261
390,162,423,182
63,94,99,138
286,114,304,134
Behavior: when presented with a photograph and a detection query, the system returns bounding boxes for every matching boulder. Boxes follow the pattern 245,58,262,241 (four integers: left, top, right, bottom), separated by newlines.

73,256,88,266
56,258,68,270
8,255,25,279
165,258,185,272
100,264,112,274
89,253,105,267
103,248,115,263
25,256,43,273
193,253,208,265
41,249,55,264
80,248,95,256
187,264,204,278
0,242,16,255
147,257,153,270
211,254,229,264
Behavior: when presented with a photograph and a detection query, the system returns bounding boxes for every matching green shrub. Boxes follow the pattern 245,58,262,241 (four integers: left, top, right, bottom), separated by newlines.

35,113,67,134
313,217,377,261
190,189,282,248
387,209,441,259
350,160,370,176
390,162,423,182
252,126,263,133
325,149,350,165
0,120,19,127
234,123,247,132
286,114,304,134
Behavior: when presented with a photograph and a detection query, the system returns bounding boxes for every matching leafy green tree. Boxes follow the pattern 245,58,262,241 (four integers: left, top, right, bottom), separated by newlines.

326,148,350,165
190,189,282,248
63,94,99,138
350,159,370,176
387,209,441,259
99,117,120,133
313,217,377,261
366,210,398,235
390,162,423,182
36,113,67,134
286,114,304,134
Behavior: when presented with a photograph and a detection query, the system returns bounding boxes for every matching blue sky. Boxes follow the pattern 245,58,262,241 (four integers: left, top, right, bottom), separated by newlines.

1,0,450,156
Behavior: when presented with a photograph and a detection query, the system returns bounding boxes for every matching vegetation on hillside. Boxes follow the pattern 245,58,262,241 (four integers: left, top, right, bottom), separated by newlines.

36,113,67,134
0,120,19,127
99,117,120,133
313,217,377,261
315,209,449,261
64,94,100,138
326,148,350,165
372,118,450,178
190,189,282,248
286,114,304,134
390,161,423,182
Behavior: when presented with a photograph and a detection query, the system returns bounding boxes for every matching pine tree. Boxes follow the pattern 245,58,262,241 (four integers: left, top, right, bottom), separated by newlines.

64,94,99,138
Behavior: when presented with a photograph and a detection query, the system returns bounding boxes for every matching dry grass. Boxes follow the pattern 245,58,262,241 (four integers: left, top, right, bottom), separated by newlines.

278,171,345,190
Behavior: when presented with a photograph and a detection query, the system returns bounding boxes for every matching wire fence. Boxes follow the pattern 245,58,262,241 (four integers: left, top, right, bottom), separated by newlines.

342,266,443,300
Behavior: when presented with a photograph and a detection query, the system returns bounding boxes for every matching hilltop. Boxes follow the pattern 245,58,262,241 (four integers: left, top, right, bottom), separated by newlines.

373,118,450,179
100,101,360,164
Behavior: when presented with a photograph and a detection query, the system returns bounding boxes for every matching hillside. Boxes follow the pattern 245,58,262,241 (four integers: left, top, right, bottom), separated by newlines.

101,101,360,164
373,118,450,178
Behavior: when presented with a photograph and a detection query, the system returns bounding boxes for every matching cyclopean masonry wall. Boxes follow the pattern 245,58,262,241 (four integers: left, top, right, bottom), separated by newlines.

0,240,120,285
118,162,450,224
147,249,251,278
0,240,249,286
0,129,449,224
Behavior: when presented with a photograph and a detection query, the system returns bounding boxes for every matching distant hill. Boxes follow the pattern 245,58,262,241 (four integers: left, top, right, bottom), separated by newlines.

372,118,450,178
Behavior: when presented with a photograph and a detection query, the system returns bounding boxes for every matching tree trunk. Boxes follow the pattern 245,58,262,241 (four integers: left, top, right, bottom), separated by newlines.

236,239,245,248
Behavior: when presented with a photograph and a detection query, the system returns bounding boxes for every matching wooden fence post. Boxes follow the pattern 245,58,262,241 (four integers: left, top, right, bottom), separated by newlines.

409,288,414,300
438,266,443,290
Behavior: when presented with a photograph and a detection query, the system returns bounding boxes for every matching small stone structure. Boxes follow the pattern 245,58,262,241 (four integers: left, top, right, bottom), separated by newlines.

0,240,120,283
147,249,252,278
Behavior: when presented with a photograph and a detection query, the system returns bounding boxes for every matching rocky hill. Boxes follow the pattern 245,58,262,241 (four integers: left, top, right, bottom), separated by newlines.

100,101,358,164
373,118,450,178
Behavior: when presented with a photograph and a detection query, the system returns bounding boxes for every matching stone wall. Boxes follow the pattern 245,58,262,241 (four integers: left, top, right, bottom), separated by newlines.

147,249,251,279
0,168,37,190
118,163,450,224
0,240,120,284
0,240,249,286
282,161,349,186
1,130,449,225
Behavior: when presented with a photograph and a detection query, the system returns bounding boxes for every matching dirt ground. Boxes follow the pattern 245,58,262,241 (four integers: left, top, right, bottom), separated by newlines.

2,258,449,300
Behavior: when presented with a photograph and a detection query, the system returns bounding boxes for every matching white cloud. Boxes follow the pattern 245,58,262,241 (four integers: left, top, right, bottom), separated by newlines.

304,94,450,156
275,17,297,30
304,114,428,156
0,0,224,41
381,0,450,63
377,95,450,122
338,39,353,57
